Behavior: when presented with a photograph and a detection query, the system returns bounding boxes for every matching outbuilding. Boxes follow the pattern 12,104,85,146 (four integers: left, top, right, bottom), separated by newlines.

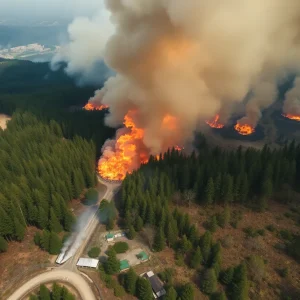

76,258,99,269
106,233,114,242
143,271,166,299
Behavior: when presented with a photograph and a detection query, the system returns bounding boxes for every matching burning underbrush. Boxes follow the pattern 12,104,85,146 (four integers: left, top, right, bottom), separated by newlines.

282,113,300,122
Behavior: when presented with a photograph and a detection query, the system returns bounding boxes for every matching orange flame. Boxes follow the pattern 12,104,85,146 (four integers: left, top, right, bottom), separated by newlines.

98,111,146,181
234,123,255,135
282,113,300,121
84,102,109,111
206,114,225,129
98,112,184,181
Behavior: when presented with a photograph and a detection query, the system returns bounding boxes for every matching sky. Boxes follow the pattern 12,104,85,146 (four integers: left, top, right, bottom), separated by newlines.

0,0,105,23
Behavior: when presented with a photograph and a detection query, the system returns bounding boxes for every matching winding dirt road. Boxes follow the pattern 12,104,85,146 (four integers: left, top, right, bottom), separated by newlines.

7,177,120,300
7,269,95,300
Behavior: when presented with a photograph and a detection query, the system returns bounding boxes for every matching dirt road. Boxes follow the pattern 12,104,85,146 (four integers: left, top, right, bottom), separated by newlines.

7,269,95,300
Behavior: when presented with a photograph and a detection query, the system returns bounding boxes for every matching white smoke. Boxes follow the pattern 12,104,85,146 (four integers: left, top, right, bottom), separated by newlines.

283,77,300,115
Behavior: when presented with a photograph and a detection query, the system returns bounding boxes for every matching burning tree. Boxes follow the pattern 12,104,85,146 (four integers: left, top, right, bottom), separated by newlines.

206,114,225,129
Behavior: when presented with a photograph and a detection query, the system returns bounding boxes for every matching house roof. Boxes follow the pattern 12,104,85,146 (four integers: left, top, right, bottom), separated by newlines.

145,272,165,294
76,258,99,268
120,259,130,271
137,251,149,261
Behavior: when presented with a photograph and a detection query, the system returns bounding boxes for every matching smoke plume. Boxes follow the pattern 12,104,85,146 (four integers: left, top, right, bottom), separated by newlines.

283,77,300,116
54,0,300,154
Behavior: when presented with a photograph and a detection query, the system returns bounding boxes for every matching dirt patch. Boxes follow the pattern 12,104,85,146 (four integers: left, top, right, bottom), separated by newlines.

170,201,300,300
0,227,52,293
0,114,11,130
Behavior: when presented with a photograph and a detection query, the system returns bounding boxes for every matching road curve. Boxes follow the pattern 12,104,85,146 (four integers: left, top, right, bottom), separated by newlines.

7,269,96,300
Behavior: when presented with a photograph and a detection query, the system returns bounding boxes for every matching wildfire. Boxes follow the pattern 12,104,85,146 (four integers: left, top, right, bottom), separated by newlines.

282,113,300,121
206,114,225,129
98,111,147,181
98,112,185,181
83,102,109,111
234,123,255,135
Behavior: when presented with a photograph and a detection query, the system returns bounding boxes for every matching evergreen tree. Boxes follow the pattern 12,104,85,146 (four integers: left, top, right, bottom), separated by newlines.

104,249,120,274
34,231,41,246
204,178,215,205
153,227,166,252
125,268,138,295
49,208,62,233
210,291,227,300
135,216,143,232
179,283,194,300
40,230,50,252
230,263,249,300
166,219,178,247
209,216,218,233
52,282,62,300
127,225,136,240
165,286,177,300
136,277,153,300
39,284,51,300
189,246,202,269
200,231,212,264
14,217,25,241
217,206,230,228
220,267,234,285
49,232,62,255
200,268,217,295
106,216,114,231
0,236,8,252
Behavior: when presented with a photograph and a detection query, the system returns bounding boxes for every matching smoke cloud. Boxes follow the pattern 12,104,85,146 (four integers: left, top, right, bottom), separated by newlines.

54,0,300,152
51,10,114,85
283,77,300,115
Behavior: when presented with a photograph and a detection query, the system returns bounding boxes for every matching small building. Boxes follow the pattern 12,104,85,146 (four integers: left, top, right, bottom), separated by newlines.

106,233,114,242
137,251,149,262
114,232,126,238
144,271,166,299
119,259,130,272
76,258,99,269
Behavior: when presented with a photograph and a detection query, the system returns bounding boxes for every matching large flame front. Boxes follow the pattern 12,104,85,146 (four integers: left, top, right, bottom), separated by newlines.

98,112,184,181
282,113,300,121
84,102,109,111
234,123,255,135
98,111,147,181
206,114,225,129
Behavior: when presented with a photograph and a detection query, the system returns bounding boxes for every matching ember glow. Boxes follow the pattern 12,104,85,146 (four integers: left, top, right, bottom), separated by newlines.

234,123,255,135
282,113,300,121
84,102,109,111
206,114,225,129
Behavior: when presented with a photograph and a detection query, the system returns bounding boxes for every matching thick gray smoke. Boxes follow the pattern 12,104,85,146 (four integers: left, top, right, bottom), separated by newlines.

53,0,300,151
283,77,300,116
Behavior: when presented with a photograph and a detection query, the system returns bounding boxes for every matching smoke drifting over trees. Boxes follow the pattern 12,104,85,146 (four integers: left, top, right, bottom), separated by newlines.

283,77,300,116
54,0,300,152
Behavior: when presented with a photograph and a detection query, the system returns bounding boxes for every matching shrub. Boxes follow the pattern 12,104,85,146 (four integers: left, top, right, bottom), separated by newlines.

265,224,275,232
257,229,265,236
88,247,100,258
114,283,126,297
113,241,129,253
84,188,98,205
0,236,8,252
200,268,217,295
243,227,259,238
277,267,289,278
246,255,266,282
279,230,294,241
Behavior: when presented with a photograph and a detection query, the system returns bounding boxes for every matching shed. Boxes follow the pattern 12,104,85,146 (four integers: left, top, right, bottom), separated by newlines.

137,251,149,261
76,258,99,268
106,233,114,242
120,259,130,272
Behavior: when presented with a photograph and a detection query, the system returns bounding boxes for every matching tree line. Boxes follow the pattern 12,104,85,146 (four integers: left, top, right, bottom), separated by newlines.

29,282,75,300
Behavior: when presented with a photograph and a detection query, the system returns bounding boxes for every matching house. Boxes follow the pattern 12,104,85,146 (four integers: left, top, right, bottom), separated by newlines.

143,271,166,299
106,233,114,242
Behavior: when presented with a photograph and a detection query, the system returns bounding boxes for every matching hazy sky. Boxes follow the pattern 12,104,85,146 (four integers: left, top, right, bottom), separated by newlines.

0,0,105,22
